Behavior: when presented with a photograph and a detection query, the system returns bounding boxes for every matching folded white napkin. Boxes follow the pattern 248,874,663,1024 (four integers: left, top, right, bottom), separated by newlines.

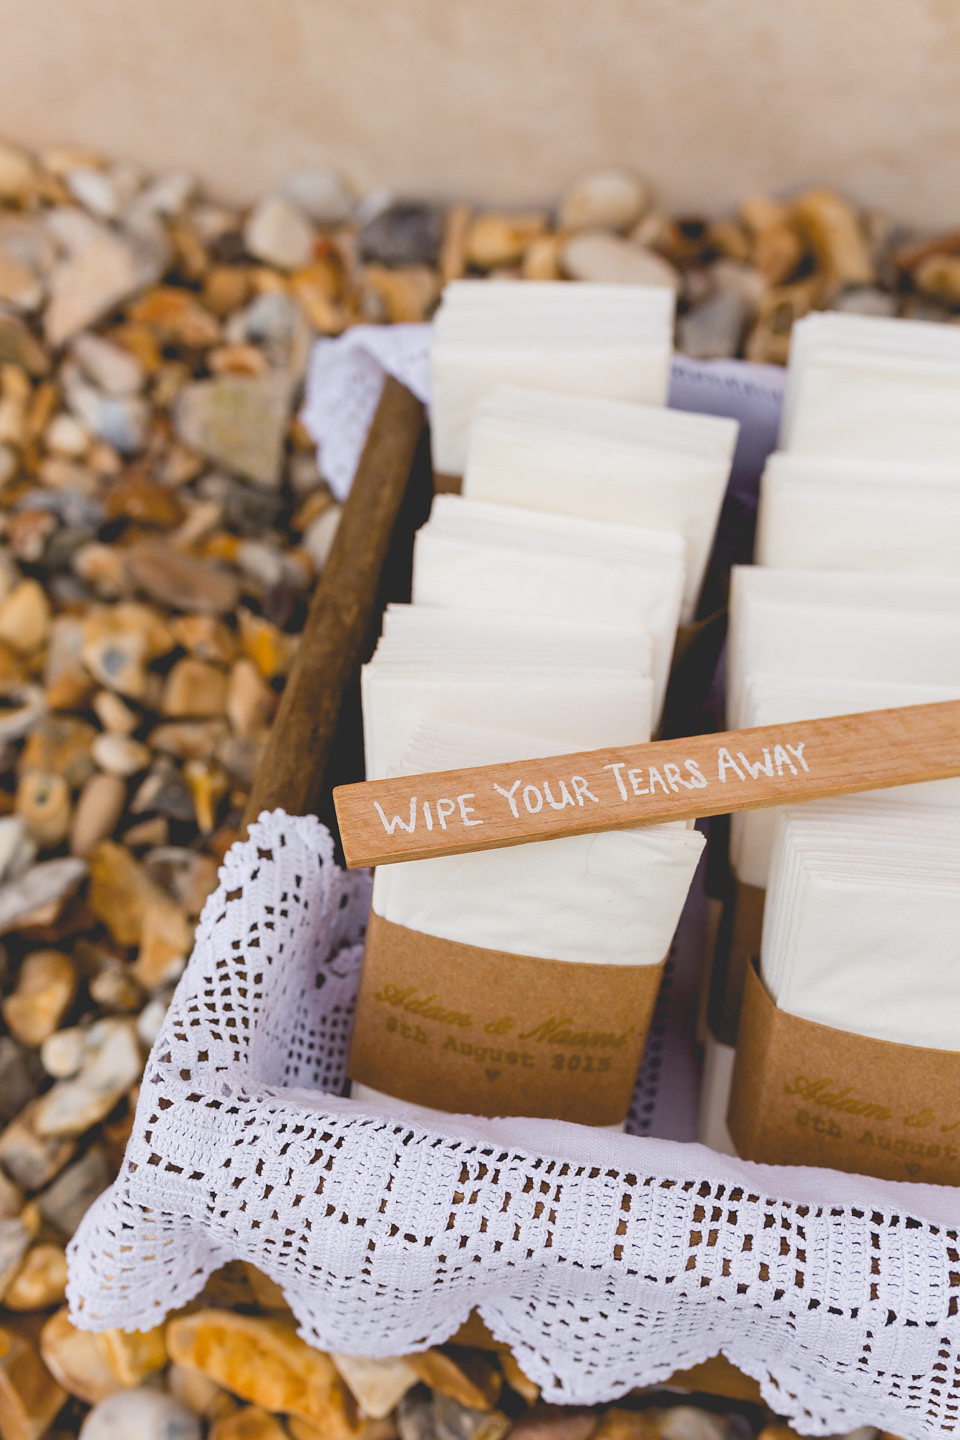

430,280,675,474
462,384,738,622
412,495,685,722
361,603,655,780
761,801,960,1049
729,675,960,889
726,566,960,729
756,451,960,572
780,311,960,463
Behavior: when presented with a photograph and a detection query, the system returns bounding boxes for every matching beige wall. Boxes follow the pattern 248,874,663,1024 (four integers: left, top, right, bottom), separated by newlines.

1,0,959,224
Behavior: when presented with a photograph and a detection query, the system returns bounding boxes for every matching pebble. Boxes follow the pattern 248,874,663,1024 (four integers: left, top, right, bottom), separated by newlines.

914,252,960,303
364,264,440,324
433,1394,510,1440
167,1362,239,1422
793,186,874,288
91,731,150,776
91,689,138,733
127,538,241,615
79,1388,201,1440
2,1241,67,1310
72,330,144,394
1,948,76,1047
466,212,547,269
659,1408,728,1440
0,1036,44,1123
562,231,680,289
162,658,229,718
0,1100,76,1189
358,203,443,267
130,759,196,825
166,1310,356,1429
332,1353,418,1419
15,771,72,847
0,1321,68,1440
136,991,172,1047
87,956,144,1013
174,375,291,488
0,1169,22,1218
32,1015,141,1137
559,168,649,233
44,224,142,348
40,1307,121,1405
303,504,341,571
65,374,149,454
0,140,35,200
678,288,752,361
832,286,898,316
0,856,86,936
283,168,354,225
0,1216,31,1300
209,1408,289,1440
40,1026,87,1078
46,410,91,455
244,194,316,270
407,1351,500,1411
508,1409,599,1440
65,167,122,221
0,578,50,654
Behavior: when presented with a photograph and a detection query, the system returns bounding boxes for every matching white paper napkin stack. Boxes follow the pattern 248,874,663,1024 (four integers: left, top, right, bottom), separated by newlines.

726,566,960,732
762,800,960,1049
756,313,960,572
461,385,739,623
361,604,656,781
353,719,705,1120
730,675,960,891
411,494,685,724
779,311,960,463
430,280,675,476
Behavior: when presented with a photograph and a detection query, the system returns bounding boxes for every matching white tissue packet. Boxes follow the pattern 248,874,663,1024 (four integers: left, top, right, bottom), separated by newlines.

780,311,960,463
761,801,960,1050
726,567,960,730
412,495,684,722
728,675,960,889
430,280,675,475
462,384,738,622
756,451,960,573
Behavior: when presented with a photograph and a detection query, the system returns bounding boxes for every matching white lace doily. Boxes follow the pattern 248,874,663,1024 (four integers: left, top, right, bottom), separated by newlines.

299,326,785,501
68,812,960,1440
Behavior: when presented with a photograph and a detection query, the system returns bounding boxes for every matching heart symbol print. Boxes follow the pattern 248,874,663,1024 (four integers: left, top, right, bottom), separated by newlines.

485,1069,501,1083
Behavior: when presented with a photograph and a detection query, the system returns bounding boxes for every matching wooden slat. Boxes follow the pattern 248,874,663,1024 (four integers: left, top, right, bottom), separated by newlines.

243,377,427,830
335,698,960,868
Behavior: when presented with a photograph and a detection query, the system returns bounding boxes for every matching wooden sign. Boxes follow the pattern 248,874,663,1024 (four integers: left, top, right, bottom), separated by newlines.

334,698,960,869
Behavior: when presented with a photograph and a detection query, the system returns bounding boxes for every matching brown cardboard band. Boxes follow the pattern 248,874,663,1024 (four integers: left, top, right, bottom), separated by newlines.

707,880,765,1046
348,912,665,1125
728,960,960,1185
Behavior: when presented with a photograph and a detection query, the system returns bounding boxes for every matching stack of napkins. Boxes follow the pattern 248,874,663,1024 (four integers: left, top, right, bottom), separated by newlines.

412,494,685,723
761,801,960,1049
779,311,960,463
730,674,960,890
430,280,675,476
462,385,739,622
353,720,705,1122
756,452,960,573
726,566,960,731
361,605,655,781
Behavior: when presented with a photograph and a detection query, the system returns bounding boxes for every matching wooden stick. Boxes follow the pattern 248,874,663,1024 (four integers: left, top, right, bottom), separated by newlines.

334,698,960,868
243,378,425,830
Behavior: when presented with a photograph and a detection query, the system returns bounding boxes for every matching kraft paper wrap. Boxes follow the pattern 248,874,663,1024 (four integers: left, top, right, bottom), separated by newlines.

708,880,766,1045
349,912,665,1125
728,961,960,1185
